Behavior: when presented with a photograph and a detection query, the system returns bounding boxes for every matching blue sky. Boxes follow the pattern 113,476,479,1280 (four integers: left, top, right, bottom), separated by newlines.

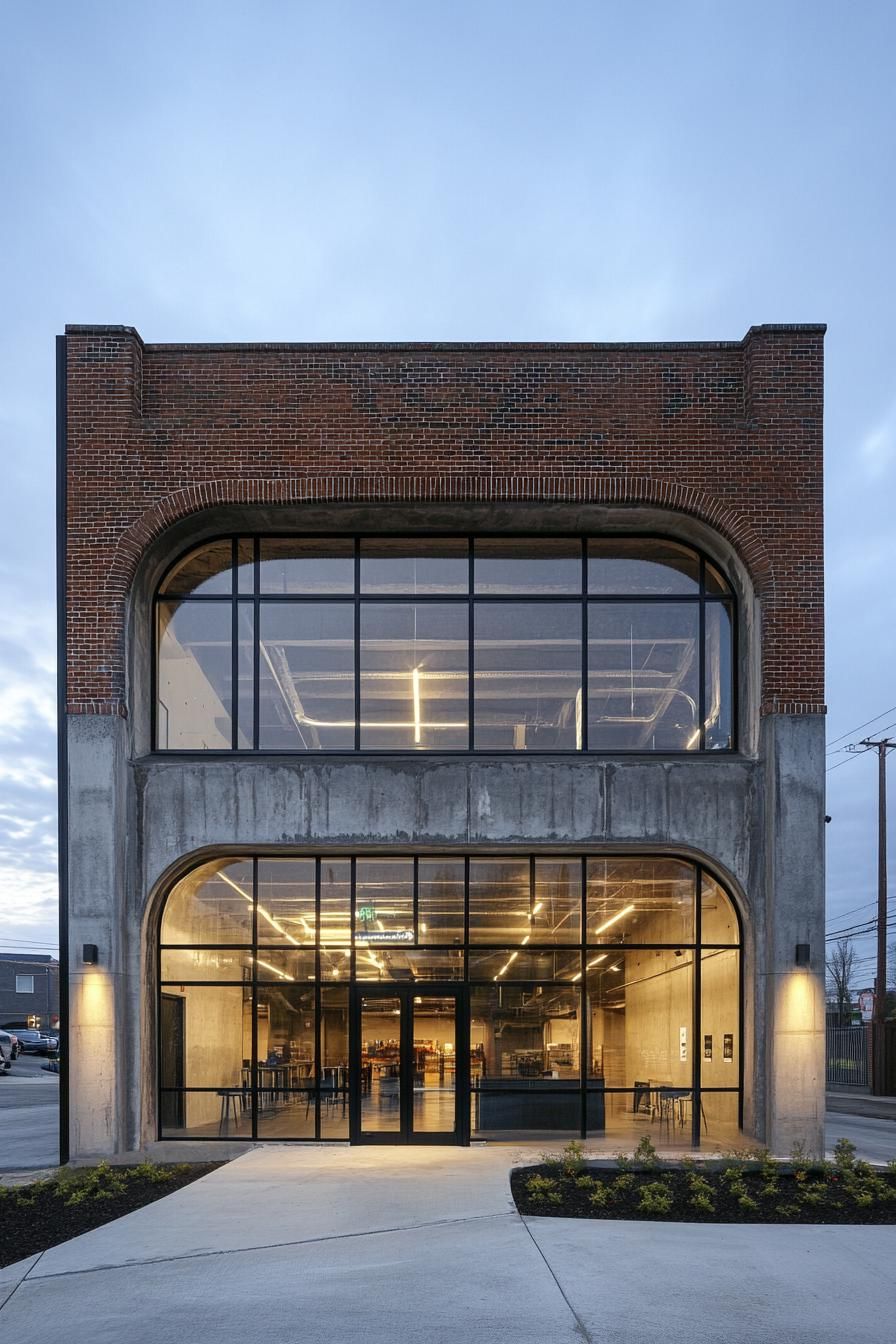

1,3,894,989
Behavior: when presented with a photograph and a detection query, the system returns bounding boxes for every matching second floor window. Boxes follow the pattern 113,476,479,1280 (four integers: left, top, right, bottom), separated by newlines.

154,536,734,753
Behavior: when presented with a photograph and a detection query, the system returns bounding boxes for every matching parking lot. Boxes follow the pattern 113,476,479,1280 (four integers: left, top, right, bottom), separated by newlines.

0,1053,59,1171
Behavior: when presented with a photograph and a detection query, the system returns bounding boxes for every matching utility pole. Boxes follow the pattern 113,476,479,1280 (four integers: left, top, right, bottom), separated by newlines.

855,738,894,1093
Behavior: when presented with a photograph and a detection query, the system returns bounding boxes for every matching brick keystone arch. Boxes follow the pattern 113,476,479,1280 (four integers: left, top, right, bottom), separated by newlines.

106,474,774,606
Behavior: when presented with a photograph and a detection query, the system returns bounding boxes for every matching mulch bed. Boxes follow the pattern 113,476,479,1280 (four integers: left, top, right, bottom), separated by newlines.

511,1162,896,1225
0,1164,221,1268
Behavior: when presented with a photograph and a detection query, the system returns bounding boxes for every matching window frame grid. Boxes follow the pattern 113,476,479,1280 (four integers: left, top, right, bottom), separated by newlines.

152,533,737,756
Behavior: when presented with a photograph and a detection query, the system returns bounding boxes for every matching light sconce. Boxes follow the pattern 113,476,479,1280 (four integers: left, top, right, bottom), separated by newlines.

794,943,810,967
82,943,99,965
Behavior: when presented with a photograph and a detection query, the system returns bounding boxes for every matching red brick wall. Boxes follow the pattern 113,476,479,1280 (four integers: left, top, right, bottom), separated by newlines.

62,324,825,719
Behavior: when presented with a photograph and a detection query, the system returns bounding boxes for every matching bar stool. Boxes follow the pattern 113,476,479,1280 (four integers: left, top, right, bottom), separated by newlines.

217,1088,243,1135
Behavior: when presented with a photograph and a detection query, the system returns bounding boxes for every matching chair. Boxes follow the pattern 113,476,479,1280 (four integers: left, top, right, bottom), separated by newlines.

217,1088,244,1136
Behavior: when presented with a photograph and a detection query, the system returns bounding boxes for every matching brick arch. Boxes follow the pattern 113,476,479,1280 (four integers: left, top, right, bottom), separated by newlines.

107,473,774,604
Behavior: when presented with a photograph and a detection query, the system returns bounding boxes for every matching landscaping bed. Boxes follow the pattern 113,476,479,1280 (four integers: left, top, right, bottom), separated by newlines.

0,1162,221,1267
511,1138,896,1225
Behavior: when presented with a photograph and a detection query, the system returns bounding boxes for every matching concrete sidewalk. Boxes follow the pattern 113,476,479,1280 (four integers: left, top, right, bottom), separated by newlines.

1,1145,894,1343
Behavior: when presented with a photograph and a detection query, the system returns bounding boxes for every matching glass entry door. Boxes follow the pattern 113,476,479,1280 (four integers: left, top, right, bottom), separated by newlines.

351,986,462,1144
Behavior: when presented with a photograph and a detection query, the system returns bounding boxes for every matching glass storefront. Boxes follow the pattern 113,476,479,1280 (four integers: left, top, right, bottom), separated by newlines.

158,854,742,1146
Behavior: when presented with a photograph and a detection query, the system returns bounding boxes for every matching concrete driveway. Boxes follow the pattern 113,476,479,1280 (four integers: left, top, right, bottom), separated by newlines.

2,1144,895,1344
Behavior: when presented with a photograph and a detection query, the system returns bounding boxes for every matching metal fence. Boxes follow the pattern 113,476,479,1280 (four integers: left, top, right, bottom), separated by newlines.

826,1024,870,1088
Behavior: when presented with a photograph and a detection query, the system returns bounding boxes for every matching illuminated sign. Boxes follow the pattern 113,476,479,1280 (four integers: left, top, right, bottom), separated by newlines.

361,930,414,944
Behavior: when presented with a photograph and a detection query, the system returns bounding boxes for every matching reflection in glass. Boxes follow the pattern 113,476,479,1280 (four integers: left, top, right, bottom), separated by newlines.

320,860,351,945
360,994,402,1133
533,860,581,943
701,873,739,944
412,996,457,1133
474,602,582,750
258,602,355,749
469,859,530,943
587,602,699,751
320,985,349,1137
418,859,465,945
700,949,739,1086
236,604,254,749
258,538,354,593
236,538,255,594
160,948,252,981
160,541,233,596
157,600,233,749
474,539,581,594
360,539,469,594
587,540,699,595
257,859,316,945
588,950,693,1088
355,858,414,941
705,602,733,750
359,602,468,749
355,949,464,981
468,949,579,981
252,950,316,982
161,859,254,944
587,858,694,945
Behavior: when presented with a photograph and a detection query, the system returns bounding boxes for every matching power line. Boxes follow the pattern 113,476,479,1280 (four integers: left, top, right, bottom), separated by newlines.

827,705,896,752
827,721,896,770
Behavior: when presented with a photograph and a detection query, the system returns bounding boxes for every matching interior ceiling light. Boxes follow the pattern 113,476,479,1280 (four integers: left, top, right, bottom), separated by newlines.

593,903,636,936
219,871,300,946
253,956,295,982
586,954,607,968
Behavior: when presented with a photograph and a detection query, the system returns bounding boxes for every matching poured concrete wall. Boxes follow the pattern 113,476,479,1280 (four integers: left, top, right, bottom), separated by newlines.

63,709,825,1158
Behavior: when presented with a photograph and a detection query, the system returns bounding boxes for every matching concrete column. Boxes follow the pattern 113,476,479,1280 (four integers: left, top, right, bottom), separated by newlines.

762,714,827,1156
66,714,129,1158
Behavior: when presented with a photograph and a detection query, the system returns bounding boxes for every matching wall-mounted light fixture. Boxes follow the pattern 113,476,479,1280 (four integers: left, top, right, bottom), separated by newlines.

794,943,810,966
82,943,99,965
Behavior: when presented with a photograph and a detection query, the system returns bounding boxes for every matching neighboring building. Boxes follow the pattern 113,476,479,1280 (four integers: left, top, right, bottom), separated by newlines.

58,324,826,1160
0,953,60,1030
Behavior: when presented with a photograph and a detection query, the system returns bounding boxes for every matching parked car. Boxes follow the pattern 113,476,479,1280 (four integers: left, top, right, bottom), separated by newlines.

0,1031,14,1073
15,1029,58,1056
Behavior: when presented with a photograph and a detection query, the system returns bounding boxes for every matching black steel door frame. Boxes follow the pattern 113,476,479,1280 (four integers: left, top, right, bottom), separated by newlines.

349,983,469,1145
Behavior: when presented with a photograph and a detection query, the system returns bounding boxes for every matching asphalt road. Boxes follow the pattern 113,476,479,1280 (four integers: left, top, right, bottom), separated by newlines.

0,1054,59,1170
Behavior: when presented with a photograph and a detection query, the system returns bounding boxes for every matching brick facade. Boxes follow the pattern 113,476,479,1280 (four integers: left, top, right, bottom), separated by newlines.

61,324,825,720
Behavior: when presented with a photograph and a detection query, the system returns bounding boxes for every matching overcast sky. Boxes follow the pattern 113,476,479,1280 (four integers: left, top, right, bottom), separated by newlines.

1,3,894,987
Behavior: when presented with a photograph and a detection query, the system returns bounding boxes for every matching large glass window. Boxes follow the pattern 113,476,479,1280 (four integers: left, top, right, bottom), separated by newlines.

158,852,742,1145
154,536,735,752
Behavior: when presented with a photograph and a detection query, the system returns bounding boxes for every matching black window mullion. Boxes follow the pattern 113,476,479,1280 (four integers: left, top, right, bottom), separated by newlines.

463,856,470,982
698,555,706,752
314,858,321,1140
354,540,361,751
251,856,259,1140
231,539,238,750
253,538,260,750
581,537,588,752
413,857,419,944
692,861,702,1148
467,538,474,750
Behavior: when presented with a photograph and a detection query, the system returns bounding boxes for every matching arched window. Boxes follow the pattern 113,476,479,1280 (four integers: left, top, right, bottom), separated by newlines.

154,536,735,752
157,853,742,1145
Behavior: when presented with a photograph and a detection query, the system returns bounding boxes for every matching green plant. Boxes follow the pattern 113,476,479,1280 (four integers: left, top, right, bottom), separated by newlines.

737,1194,759,1215
614,1152,633,1171
574,1174,598,1192
633,1135,660,1168
638,1180,674,1215
589,1183,610,1208
525,1174,562,1206
559,1140,586,1177
611,1173,635,1196
833,1137,856,1172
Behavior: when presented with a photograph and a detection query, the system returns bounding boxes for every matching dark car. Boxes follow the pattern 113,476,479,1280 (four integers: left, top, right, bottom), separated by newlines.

15,1029,58,1055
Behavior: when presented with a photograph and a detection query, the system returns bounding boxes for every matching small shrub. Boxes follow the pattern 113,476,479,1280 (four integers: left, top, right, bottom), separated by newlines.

560,1140,586,1177
638,1180,673,1216
589,1183,610,1209
833,1138,856,1172
737,1195,759,1215
574,1174,598,1192
614,1152,632,1171
634,1135,660,1168
611,1173,635,1196
525,1174,562,1206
